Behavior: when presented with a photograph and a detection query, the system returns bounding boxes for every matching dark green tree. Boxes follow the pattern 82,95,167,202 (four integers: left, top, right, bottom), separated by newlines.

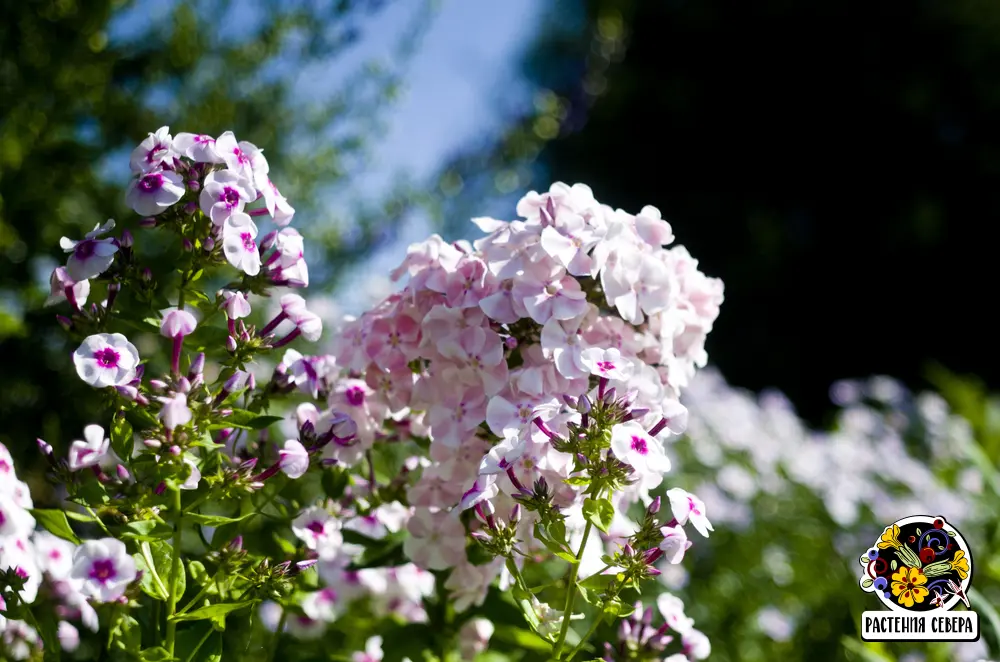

0,0,432,481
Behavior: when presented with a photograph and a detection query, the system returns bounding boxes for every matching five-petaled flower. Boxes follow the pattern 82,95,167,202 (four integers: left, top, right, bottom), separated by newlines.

891,565,929,608
666,487,714,538
59,220,120,282
223,212,262,276
67,424,110,471
73,333,140,388
126,168,186,216
610,421,671,487
71,538,137,602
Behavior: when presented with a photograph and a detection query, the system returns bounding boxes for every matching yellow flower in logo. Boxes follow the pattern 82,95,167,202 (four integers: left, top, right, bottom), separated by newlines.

891,566,929,608
878,524,902,550
950,550,970,580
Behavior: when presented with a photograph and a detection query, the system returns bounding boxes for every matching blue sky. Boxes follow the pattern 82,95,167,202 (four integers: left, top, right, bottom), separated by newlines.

316,0,544,312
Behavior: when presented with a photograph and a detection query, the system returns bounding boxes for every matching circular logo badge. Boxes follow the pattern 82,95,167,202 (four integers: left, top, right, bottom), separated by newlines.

859,515,973,612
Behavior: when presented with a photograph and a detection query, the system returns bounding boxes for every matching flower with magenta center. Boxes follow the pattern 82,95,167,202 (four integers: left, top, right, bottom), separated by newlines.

125,168,186,216
70,538,137,602
222,212,261,276
73,333,139,388
67,424,110,471
59,219,120,282
200,169,257,225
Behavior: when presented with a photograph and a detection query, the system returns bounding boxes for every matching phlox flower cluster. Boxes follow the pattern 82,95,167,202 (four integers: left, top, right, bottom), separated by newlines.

0,441,143,659
277,182,723,657
7,124,730,662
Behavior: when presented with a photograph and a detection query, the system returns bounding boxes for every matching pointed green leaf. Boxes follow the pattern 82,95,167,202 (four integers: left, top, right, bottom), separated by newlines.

30,509,81,544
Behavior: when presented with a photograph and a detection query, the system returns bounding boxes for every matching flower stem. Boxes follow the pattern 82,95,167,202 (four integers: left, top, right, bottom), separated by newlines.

551,519,594,659
267,609,287,662
166,487,184,655
564,608,606,661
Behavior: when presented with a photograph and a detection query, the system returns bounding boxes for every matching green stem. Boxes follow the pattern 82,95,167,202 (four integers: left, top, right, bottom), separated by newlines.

176,583,213,616
551,520,594,659
86,507,113,536
184,624,214,662
165,487,184,655
563,608,606,662
506,556,531,593
267,609,287,662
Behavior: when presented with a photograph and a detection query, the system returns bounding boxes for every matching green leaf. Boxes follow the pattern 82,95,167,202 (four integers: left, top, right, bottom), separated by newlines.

110,412,134,466
185,512,252,527
511,585,541,630
118,519,174,542
136,541,184,602
564,476,590,486
64,511,96,523
579,572,615,592
169,600,254,628
208,409,283,431
174,624,218,662
582,497,614,534
493,625,552,652
862,578,874,589
322,468,350,499
139,647,177,661
30,509,81,544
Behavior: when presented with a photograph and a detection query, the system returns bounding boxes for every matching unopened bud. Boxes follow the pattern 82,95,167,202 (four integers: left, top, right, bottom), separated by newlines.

154,481,167,495
182,238,193,252
116,465,131,481
177,376,191,393
504,336,518,349
37,439,53,456
578,394,592,414
247,373,256,391
143,438,162,449
168,445,181,456
226,335,238,352
186,180,200,191
204,236,216,252
603,387,617,404
55,315,72,331
228,536,244,552
562,394,577,408
139,217,157,228
647,496,661,516
189,352,205,377
509,504,521,525
141,268,153,281
470,531,491,544
183,202,197,216
623,543,635,557
120,230,134,248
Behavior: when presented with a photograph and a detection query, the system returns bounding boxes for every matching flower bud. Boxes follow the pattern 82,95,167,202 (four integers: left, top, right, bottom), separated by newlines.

186,180,200,191
647,496,661,516
247,373,256,391
56,315,73,331
143,438,162,449
182,238,194,252
226,335,238,352
168,445,181,456
603,387,617,404
204,236,216,252
509,504,521,525
578,393,592,414
470,531,491,544
189,352,205,378
37,439,53,456
150,379,168,391
228,536,244,552
117,465,131,481
141,268,153,281
183,202,197,216
562,394,577,408
139,217,157,228
504,336,518,349
154,481,167,495
120,230,134,248
177,376,191,393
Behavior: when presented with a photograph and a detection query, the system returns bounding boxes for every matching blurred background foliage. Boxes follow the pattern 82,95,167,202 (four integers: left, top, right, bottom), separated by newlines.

0,0,434,473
